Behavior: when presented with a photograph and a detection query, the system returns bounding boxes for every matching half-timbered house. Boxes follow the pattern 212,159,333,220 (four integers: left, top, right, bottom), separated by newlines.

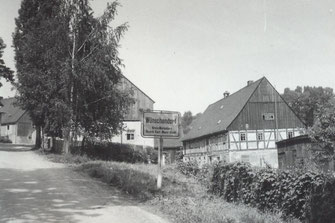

182,77,305,168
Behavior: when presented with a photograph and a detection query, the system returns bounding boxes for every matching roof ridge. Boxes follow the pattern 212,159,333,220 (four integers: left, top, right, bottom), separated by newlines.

208,76,264,107
182,77,265,141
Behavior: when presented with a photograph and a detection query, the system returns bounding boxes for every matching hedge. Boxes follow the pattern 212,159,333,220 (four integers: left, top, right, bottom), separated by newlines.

209,162,335,222
70,141,158,164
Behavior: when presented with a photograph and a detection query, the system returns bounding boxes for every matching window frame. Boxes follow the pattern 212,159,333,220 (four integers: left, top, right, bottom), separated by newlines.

257,132,263,141
126,133,134,140
240,133,246,141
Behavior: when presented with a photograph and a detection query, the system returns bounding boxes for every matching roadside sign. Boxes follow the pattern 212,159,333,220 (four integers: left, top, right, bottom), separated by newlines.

142,110,180,138
141,110,180,190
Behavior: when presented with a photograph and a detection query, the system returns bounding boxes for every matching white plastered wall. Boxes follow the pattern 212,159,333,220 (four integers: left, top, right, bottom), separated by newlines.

112,121,154,148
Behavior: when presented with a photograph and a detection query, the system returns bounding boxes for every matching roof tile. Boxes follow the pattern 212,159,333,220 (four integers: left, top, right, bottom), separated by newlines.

182,77,264,141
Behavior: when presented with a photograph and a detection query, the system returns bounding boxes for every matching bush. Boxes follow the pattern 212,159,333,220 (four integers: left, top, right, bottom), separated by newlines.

210,161,332,221
69,140,158,164
306,177,335,223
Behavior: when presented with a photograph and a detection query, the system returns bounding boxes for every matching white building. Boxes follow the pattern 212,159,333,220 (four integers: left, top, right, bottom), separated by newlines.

0,98,36,145
111,76,155,148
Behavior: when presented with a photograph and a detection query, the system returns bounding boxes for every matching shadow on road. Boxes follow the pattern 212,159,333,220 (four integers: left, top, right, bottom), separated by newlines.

0,143,33,152
0,167,135,222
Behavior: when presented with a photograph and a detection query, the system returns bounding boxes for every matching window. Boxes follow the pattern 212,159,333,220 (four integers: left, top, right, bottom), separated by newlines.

126,133,134,140
262,113,275,120
7,125,9,130
240,133,246,141
288,131,294,139
257,132,263,141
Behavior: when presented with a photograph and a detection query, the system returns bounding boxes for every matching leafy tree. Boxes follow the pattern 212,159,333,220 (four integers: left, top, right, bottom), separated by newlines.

308,100,335,166
14,0,132,152
181,111,201,134
282,86,334,126
59,0,132,152
0,38,14,88
13,0,69,148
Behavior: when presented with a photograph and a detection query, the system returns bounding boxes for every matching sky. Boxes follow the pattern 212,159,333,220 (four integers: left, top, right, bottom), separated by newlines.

1,0,335,115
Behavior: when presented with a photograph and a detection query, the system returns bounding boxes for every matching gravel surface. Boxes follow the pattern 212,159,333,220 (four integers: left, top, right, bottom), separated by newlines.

0,144,169,223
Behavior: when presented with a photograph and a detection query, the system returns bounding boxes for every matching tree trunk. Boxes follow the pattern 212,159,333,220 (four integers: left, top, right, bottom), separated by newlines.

81,136,86,150
35,125,42,149
62,127,71,154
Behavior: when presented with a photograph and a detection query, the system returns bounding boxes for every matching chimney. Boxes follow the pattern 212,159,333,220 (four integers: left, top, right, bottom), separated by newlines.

247,80,254,86
223,91,230,98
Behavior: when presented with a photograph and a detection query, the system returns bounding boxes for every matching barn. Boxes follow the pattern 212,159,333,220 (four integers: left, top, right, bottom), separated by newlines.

111,75,155,148
0,98,36,145
181,77,305,168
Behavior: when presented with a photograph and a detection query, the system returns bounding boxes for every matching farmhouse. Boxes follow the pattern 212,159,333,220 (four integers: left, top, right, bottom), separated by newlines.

182,77,305,168
0,98,36,145
111,75,155,148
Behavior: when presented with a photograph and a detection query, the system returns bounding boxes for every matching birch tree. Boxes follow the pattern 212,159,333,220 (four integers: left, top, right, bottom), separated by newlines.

14,0,131,151
61,0,132,152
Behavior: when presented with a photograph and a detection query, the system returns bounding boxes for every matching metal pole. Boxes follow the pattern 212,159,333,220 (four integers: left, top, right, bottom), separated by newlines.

157,136,163,189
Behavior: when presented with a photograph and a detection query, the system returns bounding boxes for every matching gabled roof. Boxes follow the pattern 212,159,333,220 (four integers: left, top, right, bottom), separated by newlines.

182,77,264,141
0,98,26,125
121,75,155,103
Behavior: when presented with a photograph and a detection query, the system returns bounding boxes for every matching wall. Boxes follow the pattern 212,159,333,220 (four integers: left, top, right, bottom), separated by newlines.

0,113,36,145
183,133,229,164
0,124,17,143
120,77,154,121
112,121,154,148
277,139,333,171
229,79,305,131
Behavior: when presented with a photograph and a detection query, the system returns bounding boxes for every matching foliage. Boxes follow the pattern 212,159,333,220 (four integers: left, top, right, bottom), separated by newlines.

177,159,200,176
13,0,132,151
0,37,14,88
69,140,157,164
306,177,335,223
210,161,333,221
282,86,334,126
181,111,202,134
13,0,70,147
308,100,335,163
60,0,132,144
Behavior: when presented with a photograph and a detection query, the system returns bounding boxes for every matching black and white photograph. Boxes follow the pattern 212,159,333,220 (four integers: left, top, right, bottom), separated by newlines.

0,0,335,222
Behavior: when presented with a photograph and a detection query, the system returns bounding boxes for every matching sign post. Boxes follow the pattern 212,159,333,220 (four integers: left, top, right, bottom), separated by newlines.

142,110,180,189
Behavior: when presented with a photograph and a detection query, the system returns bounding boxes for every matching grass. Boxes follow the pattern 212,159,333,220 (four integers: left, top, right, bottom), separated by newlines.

37,150,300,223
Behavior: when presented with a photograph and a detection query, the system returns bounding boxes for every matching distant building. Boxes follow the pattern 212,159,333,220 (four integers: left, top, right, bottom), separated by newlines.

0,75,154,147
182,77,305,168
0,98,36,145
276,135,334,171
154,133,183,164
111,75,155,148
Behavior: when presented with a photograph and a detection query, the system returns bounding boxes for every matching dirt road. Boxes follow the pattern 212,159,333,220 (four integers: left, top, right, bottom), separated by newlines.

0,144,169,223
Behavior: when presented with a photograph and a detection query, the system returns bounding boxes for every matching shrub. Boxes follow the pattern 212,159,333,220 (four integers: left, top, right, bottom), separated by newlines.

70,140,158,164
306,177,335,223
177,160,200,177
210,161,333,221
